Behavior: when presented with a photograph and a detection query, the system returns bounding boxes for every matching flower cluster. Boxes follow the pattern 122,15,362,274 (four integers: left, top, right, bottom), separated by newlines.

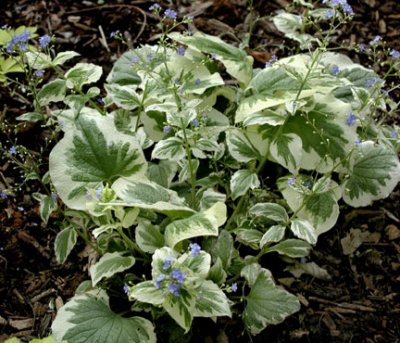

5,30,31,53
322,0,353,15
155,257,187,296
39,35,51,48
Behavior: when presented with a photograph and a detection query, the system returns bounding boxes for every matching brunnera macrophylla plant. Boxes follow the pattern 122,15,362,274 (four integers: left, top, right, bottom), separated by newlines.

2,1,400,342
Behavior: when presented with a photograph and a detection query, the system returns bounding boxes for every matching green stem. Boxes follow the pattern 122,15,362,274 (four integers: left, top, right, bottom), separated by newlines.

117,226,146,256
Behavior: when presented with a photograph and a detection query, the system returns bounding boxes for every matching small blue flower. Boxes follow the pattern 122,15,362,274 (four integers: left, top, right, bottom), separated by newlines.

20,43,27,51
355,139,362,146
325,9,334,18
110,30,120,38
39,35,50,48
264,61,271,68
287,178,296,186
167,281,182,296
149,3,161,11
346,112,357,126
34,69,45,77
130,56,139,64
191,118,199,127
177,47,186,56
330,65,340,76
195,78,201,86
95,186,103,200
162,256,175,270
171,269,186,284
365,78,376,88
154,273,167,288
342,3,354,15
270,54,277,62
390,130,398,138
163,125,172,133
189,243,201,256
358,43,366,52
389,49,400,59
146,53,154,61
231,283,238,292
210,53,217,59
9,146,17,155
123,284,129,294
164,9,177,20
369,35,381,46
0,191,7,200
51,193,58,200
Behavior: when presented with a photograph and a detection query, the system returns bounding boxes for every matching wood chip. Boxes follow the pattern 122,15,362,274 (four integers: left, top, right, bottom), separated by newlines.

9,318,34,330
385,224,400,240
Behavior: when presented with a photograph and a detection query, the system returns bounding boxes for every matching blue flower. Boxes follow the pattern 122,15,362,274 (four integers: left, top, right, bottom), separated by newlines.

287,178,296,186
0,191,7,200
164,9,177,20
330,65,340,76
123,284,129,294
369,35,381,46
130,56,139,64
95,186,103,200
195,78,201,86
342,3,354,15
325,9,334,18
346,112,357,126
191,118,199,127
39,35,50,48
390,130,398,138
167,281,182,296
146,53,154,61
9,146,17,155
189,243,201,256
110,30,120,38
177,47,186,56
162,256,175,270
96,97,104,106
149,3,161,11
210,53,217,59
154,273,167,288
358,43,366,52
34,69,44,77
231,283,238,292
171,269,186,284
355,139,362,146
163,125,172,133
51,193,58,200
6,30,31,52
389,49,400,59
365,78,376,88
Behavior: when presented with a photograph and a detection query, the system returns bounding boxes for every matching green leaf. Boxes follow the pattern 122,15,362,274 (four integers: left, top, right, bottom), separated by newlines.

105,84,141,110
129,280,164,305
49,112,146,210
192,280,231,318
226,128,260,162
164,290,196,333
272,11,302,35
290,219,317,244
236,229,263,250
342,141,400,207
112,178,194,218
147,160,177,188
260,225,286,248
240,263,270,287
16,111,44,122
152,137,186,161
65,63,102,89
208,258,227,284
51,294,156,343
54,226,78,264
90,252,135,286
52,51,80,66
32,192,57,223
25,52,52,69
243,270,300,335
165,202,226,248
30,337,56,343
135,220,164,253
230,169,260,200
265,239,311,258
169,31,253,85
37,79,67,106
199,188,226,211
106,50,141,86
211,230,234,269
270,133,302,174
249,203,289,223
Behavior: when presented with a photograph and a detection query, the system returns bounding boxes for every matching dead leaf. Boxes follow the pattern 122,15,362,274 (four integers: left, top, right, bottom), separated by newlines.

286,262,331,280
385,224,400,240
341,228,381,255
9,318,33,330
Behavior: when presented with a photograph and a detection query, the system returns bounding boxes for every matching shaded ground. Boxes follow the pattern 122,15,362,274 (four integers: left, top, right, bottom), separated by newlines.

0,0,400,342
